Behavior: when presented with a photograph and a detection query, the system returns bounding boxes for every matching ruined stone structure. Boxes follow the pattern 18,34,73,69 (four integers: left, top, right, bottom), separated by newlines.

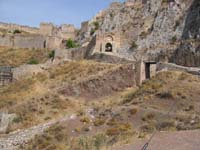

0,22,39,34
93,32,123,55
135,60,157,85
0,67,13,86
39,23,76,40
0,22,77,49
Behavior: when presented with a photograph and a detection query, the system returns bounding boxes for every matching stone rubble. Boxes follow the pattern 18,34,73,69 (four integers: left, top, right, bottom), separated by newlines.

0,114,76,150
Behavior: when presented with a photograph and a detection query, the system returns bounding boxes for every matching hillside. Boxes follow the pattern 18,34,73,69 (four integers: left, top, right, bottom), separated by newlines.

0,47,51,67
0,60,134,133
22,71,200,150
0,0,199,149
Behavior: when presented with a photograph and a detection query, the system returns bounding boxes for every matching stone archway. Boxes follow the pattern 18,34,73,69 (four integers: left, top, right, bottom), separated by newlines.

105,43,113,52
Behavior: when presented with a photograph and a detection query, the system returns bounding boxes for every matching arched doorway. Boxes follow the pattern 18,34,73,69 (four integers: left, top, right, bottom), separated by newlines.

105,43,113,52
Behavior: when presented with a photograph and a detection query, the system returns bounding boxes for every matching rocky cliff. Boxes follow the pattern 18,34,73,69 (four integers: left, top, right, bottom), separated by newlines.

173,0,200,67
79,0,199,66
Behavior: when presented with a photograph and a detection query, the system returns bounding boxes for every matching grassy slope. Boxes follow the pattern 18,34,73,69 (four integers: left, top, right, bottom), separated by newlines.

0,47,51,67
0,60,119,132
24,71,200,150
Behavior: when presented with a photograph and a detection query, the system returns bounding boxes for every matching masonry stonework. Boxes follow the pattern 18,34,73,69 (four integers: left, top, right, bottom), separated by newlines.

93,32,122,56
0,22,77,49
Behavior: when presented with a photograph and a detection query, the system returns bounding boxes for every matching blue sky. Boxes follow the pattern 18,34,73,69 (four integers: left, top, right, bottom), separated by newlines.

0,0,124,28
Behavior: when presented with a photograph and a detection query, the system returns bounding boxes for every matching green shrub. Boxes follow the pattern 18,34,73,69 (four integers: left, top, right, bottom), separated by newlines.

130,41,138,49
66,39,79,49
93,21,99,30
12,116,23,123
27,59,39,65
90,28,96,36
48,50,55,58
13,29,21,34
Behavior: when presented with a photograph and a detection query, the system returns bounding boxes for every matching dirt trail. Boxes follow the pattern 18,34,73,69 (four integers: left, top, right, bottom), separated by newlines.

114,130,200,150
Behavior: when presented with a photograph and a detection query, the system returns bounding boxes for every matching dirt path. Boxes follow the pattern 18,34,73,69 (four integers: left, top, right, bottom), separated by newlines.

0,114,77,150
114,130,200,150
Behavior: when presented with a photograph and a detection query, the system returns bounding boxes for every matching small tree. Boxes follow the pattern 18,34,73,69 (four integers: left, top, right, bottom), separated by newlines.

66,39,79,49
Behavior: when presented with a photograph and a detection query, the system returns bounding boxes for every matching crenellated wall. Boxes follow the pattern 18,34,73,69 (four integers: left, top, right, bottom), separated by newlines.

0,22,77,49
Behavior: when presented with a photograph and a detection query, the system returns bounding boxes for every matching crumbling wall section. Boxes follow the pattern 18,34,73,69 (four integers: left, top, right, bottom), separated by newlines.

0,22,39,34
0,35,46,49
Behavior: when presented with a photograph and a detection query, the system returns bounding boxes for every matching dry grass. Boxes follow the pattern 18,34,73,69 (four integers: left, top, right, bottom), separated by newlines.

0,60,120,131
0,47,51,66
24,122,134,150
17,70,200,149
23,124,68,150
48,60,118,84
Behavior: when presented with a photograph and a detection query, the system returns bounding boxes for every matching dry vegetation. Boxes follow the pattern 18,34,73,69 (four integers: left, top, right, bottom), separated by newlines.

20,71,200,149
0,47,51,66
0,60,121,132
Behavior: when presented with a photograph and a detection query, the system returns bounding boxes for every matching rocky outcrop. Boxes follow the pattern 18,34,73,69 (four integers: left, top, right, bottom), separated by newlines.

0,113,16,134
173,40,200,67
78,0,194,62
173,0,200,67
157,62,200,76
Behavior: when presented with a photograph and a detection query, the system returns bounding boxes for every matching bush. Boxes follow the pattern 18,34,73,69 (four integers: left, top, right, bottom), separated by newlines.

12,116,23,123
90,28,96,36
142,113,155,122
66,39,79,49
106,123,132,136
156,91,174,99
106,128,120,136
130,41,138,49
93,118,106,126
129,108,138,115
27,59,39,65
80,116,90,124
93,21,99,30
13,29,21,34
48,50,55,58
171,36,177,44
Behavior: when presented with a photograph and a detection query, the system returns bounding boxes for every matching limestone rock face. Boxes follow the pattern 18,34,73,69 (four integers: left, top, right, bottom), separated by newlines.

79,0,196,63
0,112,16,134
173,0,200,67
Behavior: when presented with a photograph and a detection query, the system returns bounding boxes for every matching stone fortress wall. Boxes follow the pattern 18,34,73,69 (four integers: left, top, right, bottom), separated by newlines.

0,22,40,34
0,22,77,49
